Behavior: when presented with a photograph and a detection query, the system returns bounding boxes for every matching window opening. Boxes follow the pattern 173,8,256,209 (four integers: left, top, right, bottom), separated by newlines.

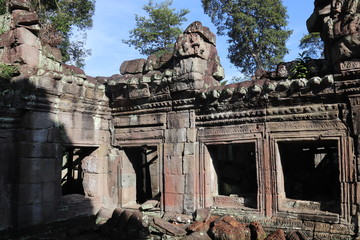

208,143,257,208
61,147,96,195
278,140,340,213
124,146,159,204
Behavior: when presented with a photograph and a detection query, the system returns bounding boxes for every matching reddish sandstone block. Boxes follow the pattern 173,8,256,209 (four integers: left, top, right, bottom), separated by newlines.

164,155,183,175
14,27,40,47
183,155,195,174
9,0,31,11
0,30,15,48
167,111,190,129
11,44,40,67
210,216,246,240
12,10,39,25
120,59,146,75
249,222,267,240
265,230,286,240
165,128,187,143
164,193,184,213
164,174,185,194
187,221,210,232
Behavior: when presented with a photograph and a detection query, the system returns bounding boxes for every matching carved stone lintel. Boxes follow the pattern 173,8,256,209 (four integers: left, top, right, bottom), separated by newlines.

339,60,360,74
128,84,150,100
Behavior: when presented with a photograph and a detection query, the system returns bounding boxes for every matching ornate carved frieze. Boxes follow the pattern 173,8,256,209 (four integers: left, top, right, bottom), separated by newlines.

196,104,341,126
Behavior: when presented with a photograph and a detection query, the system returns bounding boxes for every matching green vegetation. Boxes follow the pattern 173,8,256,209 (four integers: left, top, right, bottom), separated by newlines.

0,63,18,80
32,0,95,68
299,32,324,59
0,0,6,15
202,0,292,75
290,53,311,79
123,0,189,56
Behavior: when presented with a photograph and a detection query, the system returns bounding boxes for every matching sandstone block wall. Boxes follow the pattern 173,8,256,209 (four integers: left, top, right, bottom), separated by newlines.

2,1,360,239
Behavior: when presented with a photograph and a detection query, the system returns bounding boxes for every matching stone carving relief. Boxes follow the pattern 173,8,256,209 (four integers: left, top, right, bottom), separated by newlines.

307,0,360,73
109,21,224,104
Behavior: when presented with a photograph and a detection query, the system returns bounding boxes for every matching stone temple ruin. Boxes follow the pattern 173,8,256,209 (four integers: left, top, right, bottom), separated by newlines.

3,0,360,239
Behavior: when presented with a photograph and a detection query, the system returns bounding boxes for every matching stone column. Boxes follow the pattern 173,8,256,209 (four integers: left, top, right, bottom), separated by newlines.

15,111,62,227
348,95,360,236
163,110,197,213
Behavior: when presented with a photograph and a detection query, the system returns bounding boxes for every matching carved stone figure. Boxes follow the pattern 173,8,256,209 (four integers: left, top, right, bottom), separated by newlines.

307,0,360,73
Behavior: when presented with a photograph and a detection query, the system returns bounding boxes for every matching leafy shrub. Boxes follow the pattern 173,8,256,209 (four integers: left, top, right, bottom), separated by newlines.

0,63,18,80
290,53,312,79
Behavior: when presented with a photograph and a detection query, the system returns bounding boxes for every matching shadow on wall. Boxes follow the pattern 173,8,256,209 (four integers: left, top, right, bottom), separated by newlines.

0,77,95,231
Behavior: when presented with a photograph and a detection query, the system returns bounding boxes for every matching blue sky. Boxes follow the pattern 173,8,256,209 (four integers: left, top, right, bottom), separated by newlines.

83,0,314,80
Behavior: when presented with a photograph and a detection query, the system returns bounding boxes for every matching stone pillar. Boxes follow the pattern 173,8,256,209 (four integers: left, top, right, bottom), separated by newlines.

0,117,17,230
163,110,197,213
15,111,63,227
348,95,360,235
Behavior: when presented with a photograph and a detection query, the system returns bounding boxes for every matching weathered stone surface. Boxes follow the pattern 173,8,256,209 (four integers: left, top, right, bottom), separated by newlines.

12,10,38,25
185,231,212,240
128,83,151,99
0,30,15,48
95,207,113,225
307,0,360,72
210,216,246,240
265,229,286,240
120,58,147,75
286,231,309,240
14,27,40,47
187,221,211,233
151,217,187,236
249,222,267,240
145,53,173,71
111,207,123,220
116,209,133,231
140,200,159,211
127,210,150,238
42,44,62,61
163,212,192,224
11,44,40,67
194,208,211,222
9,0,32,11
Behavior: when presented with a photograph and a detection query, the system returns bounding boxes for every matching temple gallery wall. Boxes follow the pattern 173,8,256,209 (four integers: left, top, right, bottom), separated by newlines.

2,0,360,239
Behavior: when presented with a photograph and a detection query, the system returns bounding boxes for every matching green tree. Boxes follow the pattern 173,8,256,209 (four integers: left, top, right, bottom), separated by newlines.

31,0,95,68
299,32,324,59
202,0,292,75
123,0,189,56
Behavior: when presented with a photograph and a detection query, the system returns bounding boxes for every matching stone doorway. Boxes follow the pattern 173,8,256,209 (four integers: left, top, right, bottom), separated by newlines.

123,146,160,204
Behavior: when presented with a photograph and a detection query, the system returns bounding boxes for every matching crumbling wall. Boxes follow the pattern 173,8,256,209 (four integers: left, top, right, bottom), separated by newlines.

108,16,360,239
0,1,113,230
3,0,360,238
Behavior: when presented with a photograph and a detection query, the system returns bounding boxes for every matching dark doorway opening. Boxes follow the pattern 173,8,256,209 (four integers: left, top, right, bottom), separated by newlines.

208,143,257,208
124,146,159,204
61,147,96,195
278,140,340,213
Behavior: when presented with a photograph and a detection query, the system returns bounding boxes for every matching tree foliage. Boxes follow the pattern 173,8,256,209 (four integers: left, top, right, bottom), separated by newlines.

299,32,324,59
123,0,189,56
31,0,95,68
202,0,292,75
0,0,6,15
